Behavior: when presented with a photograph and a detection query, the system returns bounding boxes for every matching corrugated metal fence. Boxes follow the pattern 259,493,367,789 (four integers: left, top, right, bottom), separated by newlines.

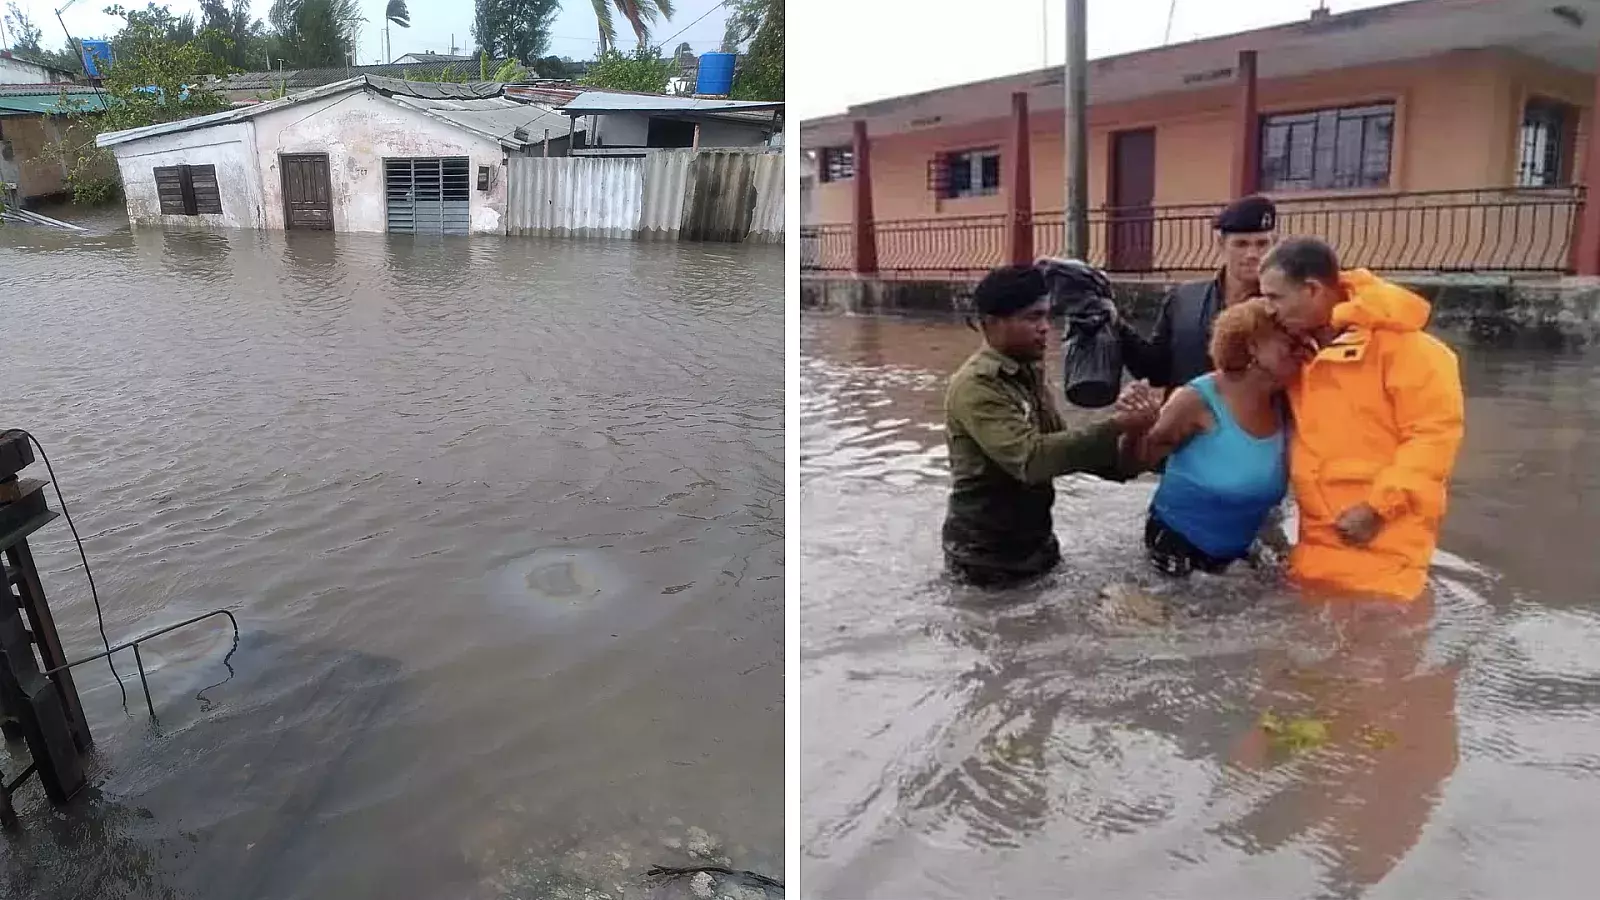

506,149,783,243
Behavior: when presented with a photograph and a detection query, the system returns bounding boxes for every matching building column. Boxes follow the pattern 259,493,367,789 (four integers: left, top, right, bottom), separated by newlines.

851,119,878,275
1575,55,1600,275
1007,91,1035,266
1231,50,1260,198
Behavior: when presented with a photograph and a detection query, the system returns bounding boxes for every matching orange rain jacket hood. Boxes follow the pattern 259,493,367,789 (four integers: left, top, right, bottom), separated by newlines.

1284,269,1465,601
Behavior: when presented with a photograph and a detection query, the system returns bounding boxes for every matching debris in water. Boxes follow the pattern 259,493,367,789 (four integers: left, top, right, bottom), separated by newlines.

1358,723,1398,750
1258,709,1330,755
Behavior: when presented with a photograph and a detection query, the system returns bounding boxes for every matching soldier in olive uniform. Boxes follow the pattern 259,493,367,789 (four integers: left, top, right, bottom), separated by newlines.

1117,195,1278,388
943,265,1163,587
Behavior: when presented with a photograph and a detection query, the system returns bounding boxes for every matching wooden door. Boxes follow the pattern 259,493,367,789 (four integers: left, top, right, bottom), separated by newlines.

1108,129,1156,271
281,154,333,230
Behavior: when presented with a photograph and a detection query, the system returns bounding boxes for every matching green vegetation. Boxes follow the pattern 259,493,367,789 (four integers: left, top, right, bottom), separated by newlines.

472,0,559,63
579,44,675,94
727,0,781,101
54,5,233,205
587,0,673,54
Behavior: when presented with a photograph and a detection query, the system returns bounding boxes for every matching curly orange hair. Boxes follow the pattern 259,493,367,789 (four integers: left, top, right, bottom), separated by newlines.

1208,297,1282,373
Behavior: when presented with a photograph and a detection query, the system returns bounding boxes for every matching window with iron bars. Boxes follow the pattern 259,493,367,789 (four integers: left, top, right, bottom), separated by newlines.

1259,103,1394,191
1517,98,1574,188
819,147,854,182
928,148,1001,199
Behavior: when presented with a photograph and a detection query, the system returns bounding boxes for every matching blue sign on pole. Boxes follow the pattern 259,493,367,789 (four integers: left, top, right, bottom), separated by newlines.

81,40,113,78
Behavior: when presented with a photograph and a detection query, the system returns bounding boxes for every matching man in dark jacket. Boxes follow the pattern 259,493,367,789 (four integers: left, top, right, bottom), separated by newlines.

1117,195,1278,388
943,264,1162,587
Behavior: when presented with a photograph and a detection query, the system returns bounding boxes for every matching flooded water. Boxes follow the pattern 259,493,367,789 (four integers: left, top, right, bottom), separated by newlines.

0,223,783,900
800,312,1600,900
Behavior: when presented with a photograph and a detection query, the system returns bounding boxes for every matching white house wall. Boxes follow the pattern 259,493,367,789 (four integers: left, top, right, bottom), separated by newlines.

111,122,265,229
589,112,769,149
592,112,649,147
695,120,771,148
0,55,59,84
249,90,507,234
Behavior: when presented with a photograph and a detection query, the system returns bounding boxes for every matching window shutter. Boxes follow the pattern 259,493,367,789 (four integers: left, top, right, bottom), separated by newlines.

153,166,188,215
189,164,222,215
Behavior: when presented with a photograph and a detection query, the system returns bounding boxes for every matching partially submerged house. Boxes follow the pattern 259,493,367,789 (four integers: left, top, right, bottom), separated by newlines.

0,84,106,203
96,75,577,234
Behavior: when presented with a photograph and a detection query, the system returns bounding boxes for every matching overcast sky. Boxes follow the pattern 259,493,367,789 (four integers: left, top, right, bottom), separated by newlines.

790,0,1410,120
3,0,733,67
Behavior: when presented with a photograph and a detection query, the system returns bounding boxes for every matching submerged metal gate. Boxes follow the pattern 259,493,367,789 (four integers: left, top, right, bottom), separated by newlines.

384,157,471,235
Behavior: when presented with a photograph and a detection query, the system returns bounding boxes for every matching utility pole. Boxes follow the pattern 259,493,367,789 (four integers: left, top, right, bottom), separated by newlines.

1063,0,1089,259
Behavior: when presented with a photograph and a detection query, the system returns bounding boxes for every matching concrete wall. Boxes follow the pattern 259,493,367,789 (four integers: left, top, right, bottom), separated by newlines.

801,273,1600,349
696,119,772,148
594,112,649,147
250,89,507,233
0,115,74,199
111,122,266,229
0,54,62,85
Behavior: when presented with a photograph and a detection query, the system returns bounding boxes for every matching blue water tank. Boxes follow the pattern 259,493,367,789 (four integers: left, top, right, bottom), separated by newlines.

81,40,113,77
696,52,737,96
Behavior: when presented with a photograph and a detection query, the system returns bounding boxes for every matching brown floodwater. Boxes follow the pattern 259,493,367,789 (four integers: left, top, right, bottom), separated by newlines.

800,311,1600,900
0,221,783,900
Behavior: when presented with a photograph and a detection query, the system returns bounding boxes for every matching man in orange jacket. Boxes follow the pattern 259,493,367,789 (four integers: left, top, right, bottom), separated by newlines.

1257,237,1465,601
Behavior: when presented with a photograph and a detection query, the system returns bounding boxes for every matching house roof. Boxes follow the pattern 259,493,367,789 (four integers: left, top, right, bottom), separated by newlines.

559,90,782,115
0,83,111,116
96,75,573,150
800,0,1600,146
218,59,520,94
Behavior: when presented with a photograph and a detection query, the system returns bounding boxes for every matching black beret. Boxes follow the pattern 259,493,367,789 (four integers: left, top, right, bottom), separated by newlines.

1214,194,1277,234
972,264,1049,317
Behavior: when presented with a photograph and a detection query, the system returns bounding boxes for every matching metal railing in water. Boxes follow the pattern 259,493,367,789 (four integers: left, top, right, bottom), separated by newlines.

800,187,1585,277
43,609,240,722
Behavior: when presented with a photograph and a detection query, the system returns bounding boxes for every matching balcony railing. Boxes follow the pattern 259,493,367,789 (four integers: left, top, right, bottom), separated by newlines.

800,187,1584,277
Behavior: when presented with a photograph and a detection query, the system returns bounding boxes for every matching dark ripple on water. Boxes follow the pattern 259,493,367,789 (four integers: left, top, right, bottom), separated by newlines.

0,227,783,899
801,312,1600,900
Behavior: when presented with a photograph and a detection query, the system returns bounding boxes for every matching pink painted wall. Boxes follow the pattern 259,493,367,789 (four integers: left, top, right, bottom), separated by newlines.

810,48,1581,227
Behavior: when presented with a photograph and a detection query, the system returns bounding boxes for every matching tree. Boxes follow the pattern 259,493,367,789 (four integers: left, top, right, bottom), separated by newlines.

56,5,233,204
729,0,780,101
535,55,584,80
3,1,43,52
719,0,761,53
579,44,673,94
473,0,558,62
199,0,268,70
267,0,363,68
588,0,673,55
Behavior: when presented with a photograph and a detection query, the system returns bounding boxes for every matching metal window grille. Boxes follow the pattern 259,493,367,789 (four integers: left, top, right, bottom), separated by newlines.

384,157,472,235
1259,103,1394,191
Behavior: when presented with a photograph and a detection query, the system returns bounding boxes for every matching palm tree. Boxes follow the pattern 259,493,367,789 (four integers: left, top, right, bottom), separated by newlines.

589,0,674,54
383,0,408,63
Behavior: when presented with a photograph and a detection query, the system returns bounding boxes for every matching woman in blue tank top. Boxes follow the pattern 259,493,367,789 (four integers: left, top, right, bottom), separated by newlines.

1132,298,1304,576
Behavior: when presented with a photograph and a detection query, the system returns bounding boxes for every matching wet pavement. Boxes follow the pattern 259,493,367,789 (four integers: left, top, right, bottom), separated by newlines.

800,311,1600,900
0,222,783,900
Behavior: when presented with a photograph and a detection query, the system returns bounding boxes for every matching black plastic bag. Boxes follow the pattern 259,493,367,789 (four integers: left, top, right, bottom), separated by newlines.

1038,257,1122,409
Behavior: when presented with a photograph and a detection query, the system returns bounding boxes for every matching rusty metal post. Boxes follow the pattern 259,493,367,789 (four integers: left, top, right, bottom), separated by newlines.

1008,91,1035,266
851,119,878,274
692,123,701,151
1575,46,1600,274
1232,50,1261,198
